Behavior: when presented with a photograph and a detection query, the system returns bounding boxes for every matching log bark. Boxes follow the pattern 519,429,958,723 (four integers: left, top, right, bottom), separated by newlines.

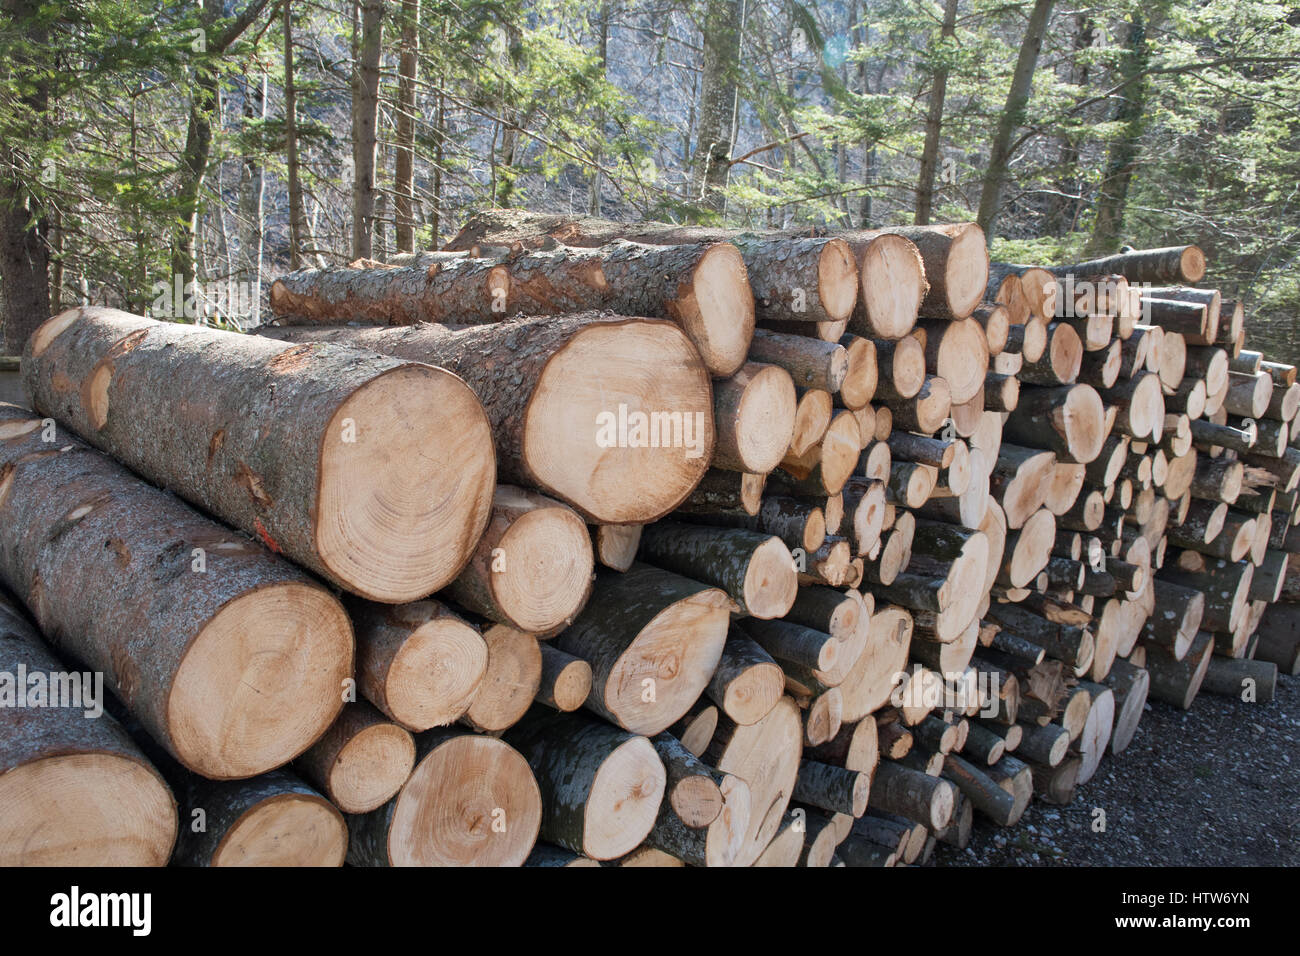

27,307,496,602
638,522,797,619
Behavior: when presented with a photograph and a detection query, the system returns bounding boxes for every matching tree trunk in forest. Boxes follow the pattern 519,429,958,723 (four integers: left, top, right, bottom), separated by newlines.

688,0,743,217
974,0,1057,243
170,0,272,303
0,403,353,780
237,72,267,328
394,0,419,253
351,0,384,260
914,0,959,225
1085,5,1167,257
0,0,50,356
25,307,497,602
284,0,308,269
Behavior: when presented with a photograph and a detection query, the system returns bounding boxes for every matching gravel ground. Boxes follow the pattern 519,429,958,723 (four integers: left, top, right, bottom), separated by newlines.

932,672,1300,866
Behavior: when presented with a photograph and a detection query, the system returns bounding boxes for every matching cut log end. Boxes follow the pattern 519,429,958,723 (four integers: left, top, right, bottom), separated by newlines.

213,793,348,867
583,735,667,860
491,499,594,631
386,734,543,866
0,752,176,866
325,722,417,814
526,321,715,523
818,238,860,322
316,364,497,603
677,242,756,377
169,582,353,779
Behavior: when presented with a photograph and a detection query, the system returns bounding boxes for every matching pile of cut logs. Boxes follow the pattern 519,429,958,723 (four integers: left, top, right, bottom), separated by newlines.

1,207,1295,867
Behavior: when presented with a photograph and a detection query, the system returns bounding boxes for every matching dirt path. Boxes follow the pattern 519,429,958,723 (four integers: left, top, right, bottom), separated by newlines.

932,673,1299,866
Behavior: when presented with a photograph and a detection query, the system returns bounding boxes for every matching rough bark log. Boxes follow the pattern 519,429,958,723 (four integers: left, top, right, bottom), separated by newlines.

26,307,496,602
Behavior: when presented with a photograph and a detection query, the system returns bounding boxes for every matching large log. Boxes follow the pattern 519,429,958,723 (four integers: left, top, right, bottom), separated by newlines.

443,208,924,341
350,727,543,866
274,238,756,376
260,314,713,524
0,594,176,865
446,485,593,634
554,564,730,735
297,701,417,814
0,403,353,779
26,307,496,603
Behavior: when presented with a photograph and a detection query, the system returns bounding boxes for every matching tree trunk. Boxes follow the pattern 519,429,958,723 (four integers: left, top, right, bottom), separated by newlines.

0,404,352,780
283,0,308,269
393,0,419,253
688,0,743,216
26,307,495,602
351,0,384,259
914,0,960,225
260,314,713,524
975,0,1057,242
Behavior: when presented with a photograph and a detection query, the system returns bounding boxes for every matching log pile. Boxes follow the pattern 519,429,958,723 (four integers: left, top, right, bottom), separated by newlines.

0,209,1291,867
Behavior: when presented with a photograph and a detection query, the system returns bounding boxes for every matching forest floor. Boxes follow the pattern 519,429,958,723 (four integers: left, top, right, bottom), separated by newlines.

931,672,1299,866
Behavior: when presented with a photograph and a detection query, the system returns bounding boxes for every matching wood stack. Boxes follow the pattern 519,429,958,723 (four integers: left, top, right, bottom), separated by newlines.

0,210,1290,867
